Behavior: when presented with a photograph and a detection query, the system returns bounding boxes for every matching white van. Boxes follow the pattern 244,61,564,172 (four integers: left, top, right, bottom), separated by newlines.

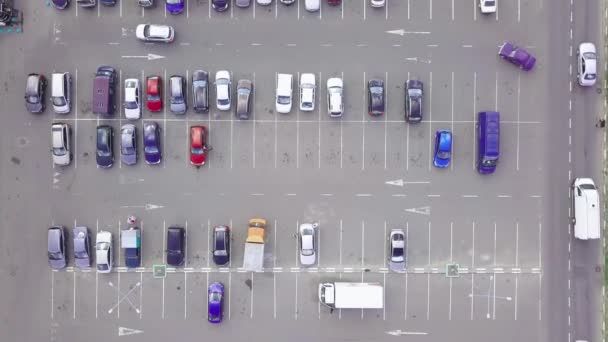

572,178,600,240
276,73,293,114
51,72,71,114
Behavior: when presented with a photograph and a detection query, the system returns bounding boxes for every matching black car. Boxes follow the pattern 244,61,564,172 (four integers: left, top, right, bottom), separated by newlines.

167,226,185,266
367,79,384,116
25,73,46,113
212,0,229,11
236,79,252,120
192,70,209,113
212,225,230,266
96,125,114,168
405,80,423,123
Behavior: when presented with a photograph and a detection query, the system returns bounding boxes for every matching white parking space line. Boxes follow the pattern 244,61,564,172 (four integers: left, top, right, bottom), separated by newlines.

516,74,521,170
472,72,476,169
470,221,475,320
429,0,432,20
98,3,100,17
362,71,366,170
318,72,322,169
473,0,476,21
428,71,433,170
449,222,453,320
341,0,344,19
451,0,454,20
141,5,144,17
276,0,278,19
406,71,410,170
427,222,431,320
117,220,121,318
363,0,366,20
120,0,123,17
339,219,343,266
253,72,257,168
163,69,167,169
162,221,166,319
340,71,344,168
518,0,521,22
297,72,300,169
319,0,322,19
274,72,278,169
493,222,497,320
361,221,365,268
451,71,454,170
384,72,388,169
184,221,188,319
385,0,388,20
208,0,211,18
74,68,78,169
51,271,54,319
405,222,409,320
495,71,498,111
538,222,542,320
119,69,123,169
95,220,99,319
294,273,298,320
250,272,254,319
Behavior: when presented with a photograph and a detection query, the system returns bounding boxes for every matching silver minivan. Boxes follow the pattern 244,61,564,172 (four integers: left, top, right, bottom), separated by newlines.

52,72,71,114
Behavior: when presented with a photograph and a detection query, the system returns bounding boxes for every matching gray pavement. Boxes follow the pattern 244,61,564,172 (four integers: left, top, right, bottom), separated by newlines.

0,0,604,341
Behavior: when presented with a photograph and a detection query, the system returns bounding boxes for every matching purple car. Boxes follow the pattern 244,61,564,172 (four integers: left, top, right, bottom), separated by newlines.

208,282,224,323
144,122,161,165
165,0,184,14
498,42,536,71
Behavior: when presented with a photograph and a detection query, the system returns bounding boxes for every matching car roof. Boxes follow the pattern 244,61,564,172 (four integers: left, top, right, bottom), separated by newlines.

300,73,316,85
237,79,252,89
327,77,343,88
26,74,41,94
193,70,208,81
48,227,63,250
148,24,171,38
191,126,204,147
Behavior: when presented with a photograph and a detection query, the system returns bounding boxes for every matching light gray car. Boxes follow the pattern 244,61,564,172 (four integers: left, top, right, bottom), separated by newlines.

121,124,137,165
236,79,252,120
235,0,251,7
170,75,187,114
73,226,91,269
48,226,67,270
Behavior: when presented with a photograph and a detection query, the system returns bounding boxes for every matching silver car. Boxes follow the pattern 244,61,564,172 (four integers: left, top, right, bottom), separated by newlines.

96,231,113,273
121,124,137,166
48,226,67,270
73,226,91,269
135,24,174,43
388,229,406,273
299,223,317,266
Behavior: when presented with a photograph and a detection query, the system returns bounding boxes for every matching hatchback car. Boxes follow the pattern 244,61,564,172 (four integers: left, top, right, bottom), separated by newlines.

146,76,162,112
236,79,253,119
212,225,230,266
48,226,67,270
327,77,344,117
208,282,224,323
25,73,46,113
96,125,114,168
190,125,208,166
498,42,536,71
124,79,141,120
192,70,209,113
170,75,187,114
299,223,317,266
433,130,452,168
51,122,71,166
166,0,184,14
479,0,496,13
299,73,316,112
135,24,174,43
388,229,405,273
215,70,231,111
167,226,185,266
96,231,113,273
212,0,229,11
144,122,161,165
368,79,384,116
405,80,423,123
578,42,597,87
73,226,91,269
121,124,137,166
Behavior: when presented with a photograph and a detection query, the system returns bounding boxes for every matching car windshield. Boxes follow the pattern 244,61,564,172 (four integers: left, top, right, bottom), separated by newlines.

148,94,160,101
408,89,422,97
26,96,39,104
278,95,291,105
482,159,497,167
52,96,66,107
122,144,134,154
48,251,63,260
583,52,596,59
485,0,495,5
585,74,596,80
191,147,204,155
218,98,229,105
370,86,383,94
209,292,221,302
167,0,181,4
125,101,138,110
392,247,404,258
238,88,250,96
171,95,184,104
145,145,159,154
97,263,109,271
437,151,450,159
580,184,596,190
53,146,66,156
97,242,110,250
302,101,313,108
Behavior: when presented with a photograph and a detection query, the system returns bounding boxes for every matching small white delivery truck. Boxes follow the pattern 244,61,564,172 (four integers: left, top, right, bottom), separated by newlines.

318,282,384,309
572,178,600,240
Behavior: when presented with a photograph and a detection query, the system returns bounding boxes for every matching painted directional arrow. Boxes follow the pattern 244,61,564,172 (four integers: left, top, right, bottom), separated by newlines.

120,204,164,211
121,54,165,61
118,326,144,337
386,179,430,187
404,206,431,216
386,29,431,36
386,330,428,336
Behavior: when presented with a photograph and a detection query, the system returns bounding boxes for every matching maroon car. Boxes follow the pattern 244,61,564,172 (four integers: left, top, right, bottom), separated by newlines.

498,42,536,71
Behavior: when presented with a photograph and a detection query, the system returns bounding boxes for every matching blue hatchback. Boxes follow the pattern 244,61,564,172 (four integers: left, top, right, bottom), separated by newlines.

208,282,224,323
166,0,184,14
433,130,452,168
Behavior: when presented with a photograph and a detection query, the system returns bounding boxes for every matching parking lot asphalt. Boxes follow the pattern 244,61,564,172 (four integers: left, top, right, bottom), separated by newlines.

0,0,605,341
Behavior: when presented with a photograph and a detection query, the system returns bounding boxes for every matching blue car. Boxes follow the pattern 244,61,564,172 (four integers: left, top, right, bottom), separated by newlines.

433,130,452,168
166,0,184,14
144,122,161,165
208,282,224,323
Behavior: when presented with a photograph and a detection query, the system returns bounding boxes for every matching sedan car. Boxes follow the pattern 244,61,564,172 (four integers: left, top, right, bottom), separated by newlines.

165,0,184,14
167,226,185,266
578,42,597,87
212,225,230,266
388,229,405,273
121,124,137,165
170,75,186,114
280,0,295,4
73,226,91,269
96,231,113,273
208,282,224,323
433,130,452,168
48,226,67,270
51,0,70,10
236,0,251,7
25,73,46,113
124,79,141,120
192,70,209,113
144,122,161,164
215,70,231,111
368,79,384,116
51,122,71,166
327,77,344,117
138,0,154,7
96,125,114,168
299,223,317,266
146,76,162,112
498,42,536,71
212,0,229,11
236,79,253,120
135,24,174,43
405,80,423,123
190,125,208,166
299,73,316,112
370,0,385,7
257,0,272,4
479,0,496,13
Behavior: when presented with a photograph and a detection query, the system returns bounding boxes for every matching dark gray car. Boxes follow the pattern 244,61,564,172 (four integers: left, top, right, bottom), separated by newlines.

48,226,67,270
25,73,46,113
121,124,137,165
73,226,91,269
405,80,423,123
236,79,252,120
192,70,209,113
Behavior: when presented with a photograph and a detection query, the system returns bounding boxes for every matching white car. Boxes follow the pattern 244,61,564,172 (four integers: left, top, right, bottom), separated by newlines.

257,0,272,5
479,0,496,14
276,73,293,114
388,229,405,273
299,223,317,266
135,24,174,43
578,42,597,87
215,70,231,111
370,0,385,7
305,0,319,11
96,231,113,273
327,77,343,117
124,79,141,120
299,73,316,112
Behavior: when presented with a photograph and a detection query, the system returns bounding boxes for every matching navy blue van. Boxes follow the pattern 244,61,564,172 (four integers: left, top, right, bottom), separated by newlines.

477,111,500,174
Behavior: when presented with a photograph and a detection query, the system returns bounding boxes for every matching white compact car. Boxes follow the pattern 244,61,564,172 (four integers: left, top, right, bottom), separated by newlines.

299,73,316,112
135,24,175,43
257,0,272,5
299,223,317,266
327,77,343,117
370,0,385,7
96,231,113,273
276,73,293,114
479,0,496,14
215,70,232,111
578,42,597,87
51,123,71,166
124,78,141,120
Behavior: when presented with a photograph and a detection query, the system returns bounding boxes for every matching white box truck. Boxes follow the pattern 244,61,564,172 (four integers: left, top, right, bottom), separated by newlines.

318,282,384,309
572,178,600,240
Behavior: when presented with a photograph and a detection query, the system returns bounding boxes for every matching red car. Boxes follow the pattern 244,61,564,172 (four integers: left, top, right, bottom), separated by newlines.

146,76,162,112
190,126,208,166
327,0,341,5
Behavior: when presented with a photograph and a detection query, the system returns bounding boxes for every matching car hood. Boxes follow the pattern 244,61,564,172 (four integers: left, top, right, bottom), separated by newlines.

122,152,137,165
49,258,67,269
26,101,43,113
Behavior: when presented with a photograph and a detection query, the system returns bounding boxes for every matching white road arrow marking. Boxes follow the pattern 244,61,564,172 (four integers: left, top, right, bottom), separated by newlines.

118,327,144,336
121,54,165,61
119,204,164,210
385,179,405,187
386,29,405,36
386,330,428,336
386,29,431,36
404,206,431,216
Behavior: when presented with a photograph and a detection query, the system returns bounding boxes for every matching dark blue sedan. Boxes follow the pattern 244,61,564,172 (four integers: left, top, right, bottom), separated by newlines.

433,130,452,168
166,0,184,14
208,282,224,323
144,122,161,165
